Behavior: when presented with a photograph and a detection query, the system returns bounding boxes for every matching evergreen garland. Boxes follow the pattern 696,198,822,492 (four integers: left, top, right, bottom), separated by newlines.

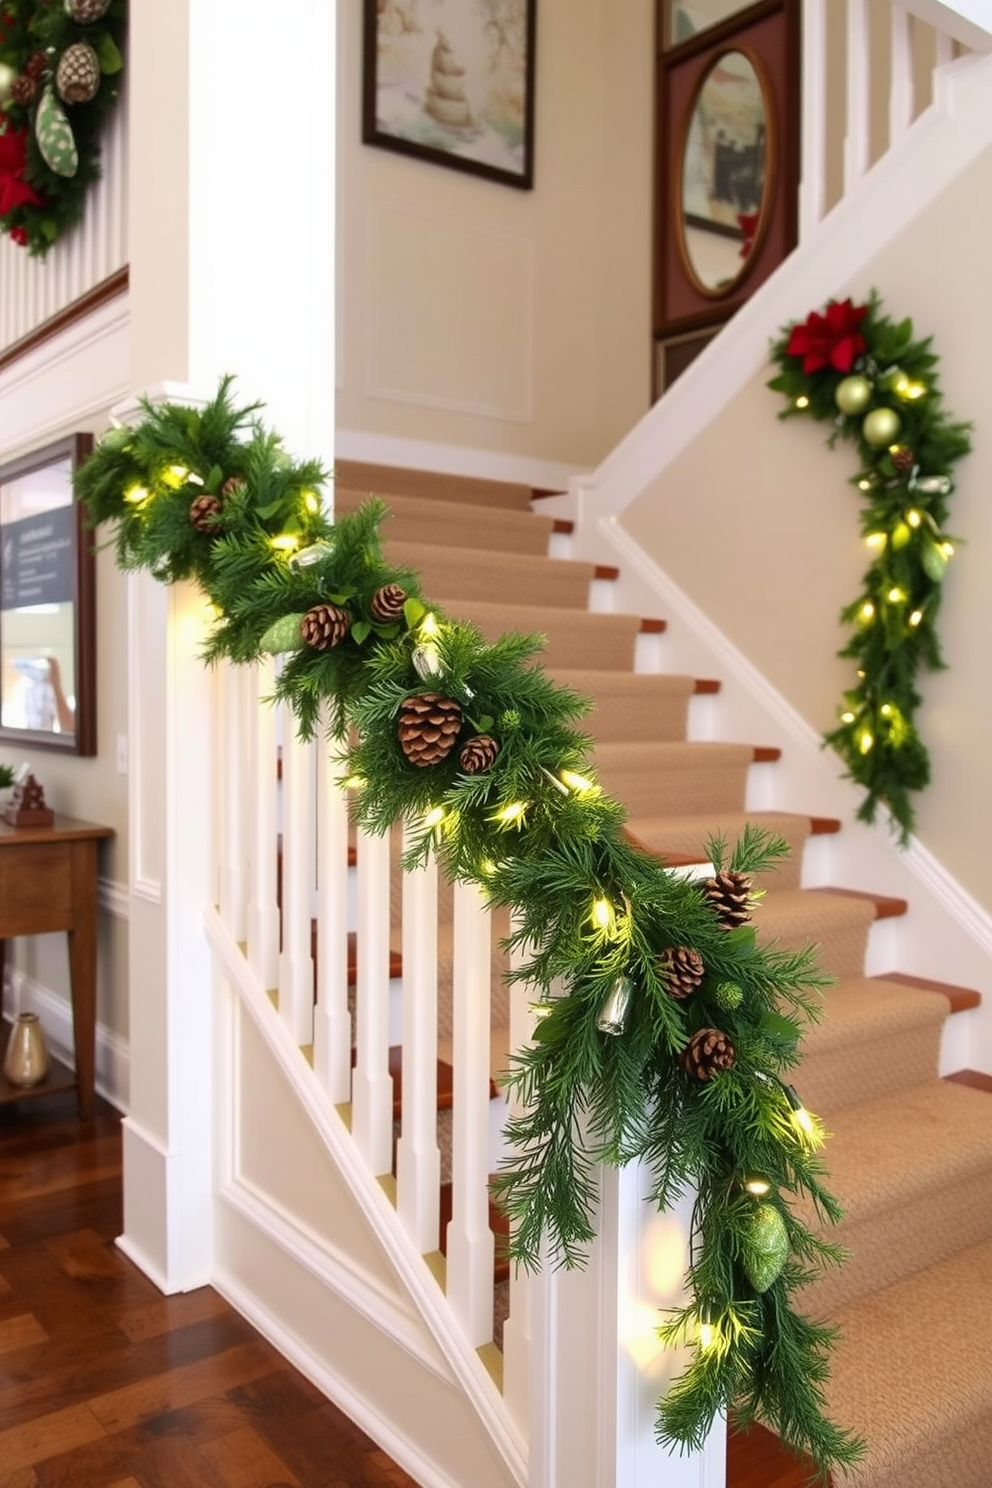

0,0,125,255
76,379,865,1480
769,291,972,843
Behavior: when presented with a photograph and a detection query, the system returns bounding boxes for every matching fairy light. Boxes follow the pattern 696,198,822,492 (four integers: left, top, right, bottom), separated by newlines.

880,703,893,718
909,609,924,627
941,541,955,558
303,490,320,513
864,532,887,550
270,533,300,553
591,896,614,931
887,586,906,604
859,602,875,622
783,1083,818,1143
698,1305,717,1351
841,710,856,724
493,801,528,827
745,1178,771,1197
167,464,189,483
125,484,149,505
906,509,922,528
423,806,445,830
795,395,809,409
859,730,874,754
560,768,596,794
420,612,440,639
858,478,873,491
343,775,366,791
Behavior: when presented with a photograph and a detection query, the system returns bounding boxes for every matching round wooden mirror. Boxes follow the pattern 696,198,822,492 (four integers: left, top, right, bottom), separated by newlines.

677,48,773,296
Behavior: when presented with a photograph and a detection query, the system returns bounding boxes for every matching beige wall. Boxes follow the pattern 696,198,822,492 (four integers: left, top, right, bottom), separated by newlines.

622,143,992,908
336,0,654,467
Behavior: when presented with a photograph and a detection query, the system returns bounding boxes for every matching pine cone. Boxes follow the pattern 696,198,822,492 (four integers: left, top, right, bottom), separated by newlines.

891,446,915,474
300,603,350,651
459,734,499,774
680,1027,736,1081
221,475,246,498
11,74,37,106
397,693,463,767
703,869,752,930
55,42,100,104
189,493,223,532
659,945,704,999
67,0,112,21
24,52,49,81
370,583,407,622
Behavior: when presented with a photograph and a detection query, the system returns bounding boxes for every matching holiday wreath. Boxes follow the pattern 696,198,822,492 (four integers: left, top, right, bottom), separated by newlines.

0,0,125,255
75,380,864,1479
769,293,972,843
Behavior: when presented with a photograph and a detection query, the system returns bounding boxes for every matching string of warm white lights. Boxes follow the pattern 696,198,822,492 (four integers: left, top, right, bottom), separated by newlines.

769,292,971,843
75,379,864,1478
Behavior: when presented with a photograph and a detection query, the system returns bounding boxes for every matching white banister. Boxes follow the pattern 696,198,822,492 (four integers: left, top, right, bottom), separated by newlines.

351,824,395,1175
446,879,496,1347
890,5,915,143
277,726,316,1048
799,0,828,242
246,657,280,996
500,918,536,1440
396,828,442,1254
845,0,872,194
313,748,352,1104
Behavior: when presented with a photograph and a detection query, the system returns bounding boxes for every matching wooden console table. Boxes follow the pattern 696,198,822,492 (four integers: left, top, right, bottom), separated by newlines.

0,814,113,1119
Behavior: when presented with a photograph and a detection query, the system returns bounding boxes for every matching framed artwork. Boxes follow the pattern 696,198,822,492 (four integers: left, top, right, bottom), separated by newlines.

0,434,96,756
362,0,537,189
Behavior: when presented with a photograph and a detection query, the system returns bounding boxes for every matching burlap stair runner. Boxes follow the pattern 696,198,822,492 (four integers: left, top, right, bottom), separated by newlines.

335,460,535,512
382,538,598,610
339,466,989,1488
336,487,560,556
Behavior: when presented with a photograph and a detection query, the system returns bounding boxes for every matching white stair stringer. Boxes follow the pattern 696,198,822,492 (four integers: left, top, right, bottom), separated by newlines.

205,905,526,1488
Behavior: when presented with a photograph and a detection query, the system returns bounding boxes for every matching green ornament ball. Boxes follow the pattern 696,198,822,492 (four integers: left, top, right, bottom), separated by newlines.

259,612,308,655
862,406,902,447
742,1203,789,1292
834,375,872,416
716,981,744,1012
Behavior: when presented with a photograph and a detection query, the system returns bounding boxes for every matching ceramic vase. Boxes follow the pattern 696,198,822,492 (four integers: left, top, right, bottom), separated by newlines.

3,1011,50,1087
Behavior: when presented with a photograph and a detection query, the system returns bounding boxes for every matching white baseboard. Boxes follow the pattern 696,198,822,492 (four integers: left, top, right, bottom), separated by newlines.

214,1265,475,1488
6,966,130,1111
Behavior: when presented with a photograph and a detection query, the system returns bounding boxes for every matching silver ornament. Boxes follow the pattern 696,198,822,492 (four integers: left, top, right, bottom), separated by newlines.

412,643,443,681
0,62,16,107
596,976,634,1037
287,540,335,570
912,474,952,496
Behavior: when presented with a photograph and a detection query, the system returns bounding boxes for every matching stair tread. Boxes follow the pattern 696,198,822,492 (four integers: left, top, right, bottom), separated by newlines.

592,739,776,766
875,970,982,1013
809,885,908,919
799,975,948,1058
824,1237,992,1478
388,538,598,609
334,459,534,511
808,1079,992,1223
336,485,558,556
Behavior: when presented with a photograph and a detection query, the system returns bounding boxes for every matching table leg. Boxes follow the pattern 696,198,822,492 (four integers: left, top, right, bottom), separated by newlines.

67,841,98,1120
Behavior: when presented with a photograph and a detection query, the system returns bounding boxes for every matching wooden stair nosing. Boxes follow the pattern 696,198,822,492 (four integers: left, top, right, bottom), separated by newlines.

810,885,909,920
693,678,721,694
594,563,621,580
872,970,982,1015
551,517,575,534
946,1069,992,1092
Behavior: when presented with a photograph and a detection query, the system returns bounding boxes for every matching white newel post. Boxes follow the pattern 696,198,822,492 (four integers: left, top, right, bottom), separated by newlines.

528,1166,726,1488
118,0,336,1292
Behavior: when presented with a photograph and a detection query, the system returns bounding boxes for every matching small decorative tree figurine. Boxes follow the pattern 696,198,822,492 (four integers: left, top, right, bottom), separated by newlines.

3,770,54,827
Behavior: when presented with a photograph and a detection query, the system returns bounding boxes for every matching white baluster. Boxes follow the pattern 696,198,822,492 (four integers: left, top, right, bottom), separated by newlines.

395,826,441,1254
217,660,248,942
845,0,872,194
446,879,495,1348
800,0,828,240
890,5,915,145
313,744,352,1104
246,657,280,996
277,725,315,1048
501,914,536,1439
352,824,394,1175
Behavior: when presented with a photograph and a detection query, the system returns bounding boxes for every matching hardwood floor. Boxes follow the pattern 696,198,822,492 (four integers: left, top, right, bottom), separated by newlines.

0,1092,419,1488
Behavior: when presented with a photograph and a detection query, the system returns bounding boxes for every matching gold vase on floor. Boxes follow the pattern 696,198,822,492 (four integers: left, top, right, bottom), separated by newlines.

3,1012,50,1087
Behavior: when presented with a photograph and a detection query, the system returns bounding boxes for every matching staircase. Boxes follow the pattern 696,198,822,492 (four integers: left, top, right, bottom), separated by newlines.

335,457,992,1488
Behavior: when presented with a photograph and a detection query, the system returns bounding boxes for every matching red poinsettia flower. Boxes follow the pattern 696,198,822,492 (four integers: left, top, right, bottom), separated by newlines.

786,298,869,374
737,211,759,260
0,122,42,216
9,224,27,245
